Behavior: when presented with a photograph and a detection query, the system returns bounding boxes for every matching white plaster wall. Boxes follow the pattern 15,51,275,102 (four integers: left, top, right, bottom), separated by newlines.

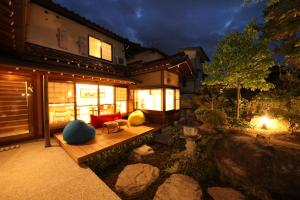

26,2,126,65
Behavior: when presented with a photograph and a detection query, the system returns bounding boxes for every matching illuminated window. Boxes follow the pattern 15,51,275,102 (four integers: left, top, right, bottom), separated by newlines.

165,89,175,111
176,89,180,110
48,82,75,128
116,87,127,113
88,36,112,61
102,42,112,61
89,36,101,58
76,83,98,123
135,89,162,111
100,85,114,114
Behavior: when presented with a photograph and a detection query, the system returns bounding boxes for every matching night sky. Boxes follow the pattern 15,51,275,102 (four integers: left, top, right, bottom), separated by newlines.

54,0,266,58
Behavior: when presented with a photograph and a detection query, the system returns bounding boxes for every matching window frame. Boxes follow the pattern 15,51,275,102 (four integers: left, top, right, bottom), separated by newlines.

116,87,128,114
134,88,163,111
88,35,113,62
48,79,129,128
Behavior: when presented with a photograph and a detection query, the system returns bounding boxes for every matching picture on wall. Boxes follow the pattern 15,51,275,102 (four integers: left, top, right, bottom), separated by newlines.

80,88,97,98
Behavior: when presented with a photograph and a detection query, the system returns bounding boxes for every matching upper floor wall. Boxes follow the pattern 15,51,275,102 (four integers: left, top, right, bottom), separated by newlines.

26,2,126,65
127,50,166,64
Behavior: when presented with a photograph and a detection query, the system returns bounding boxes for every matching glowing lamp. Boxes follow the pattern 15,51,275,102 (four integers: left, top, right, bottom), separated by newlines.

260,116,269,129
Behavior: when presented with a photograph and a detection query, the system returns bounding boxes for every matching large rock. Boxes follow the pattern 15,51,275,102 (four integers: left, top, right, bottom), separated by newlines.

130,145,154,161
154,174,202,200
208,187,245,200
115,163,159,196
213,133,300,197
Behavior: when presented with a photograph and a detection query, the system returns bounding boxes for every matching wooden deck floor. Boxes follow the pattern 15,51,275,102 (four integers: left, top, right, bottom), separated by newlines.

54,124,161,164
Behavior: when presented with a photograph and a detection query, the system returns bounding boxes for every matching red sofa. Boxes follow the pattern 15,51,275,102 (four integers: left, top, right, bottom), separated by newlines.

90,112,122,128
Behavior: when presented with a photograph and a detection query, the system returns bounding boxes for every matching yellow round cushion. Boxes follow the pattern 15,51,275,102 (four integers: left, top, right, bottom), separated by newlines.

128,110,145,126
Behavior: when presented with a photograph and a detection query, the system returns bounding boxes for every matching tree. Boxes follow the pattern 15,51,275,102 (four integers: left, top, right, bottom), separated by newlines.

203,23,274,119
245,0,300,67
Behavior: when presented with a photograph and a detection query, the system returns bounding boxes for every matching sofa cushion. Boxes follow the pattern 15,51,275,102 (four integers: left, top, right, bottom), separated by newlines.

63,120,95,144
90,112,122,128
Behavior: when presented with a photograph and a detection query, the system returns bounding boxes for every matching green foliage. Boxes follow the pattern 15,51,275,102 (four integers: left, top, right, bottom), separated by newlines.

270,106,300,132
87,134,153,173
245,0,300,67
170,125,186,150
195,107,228,127
203,22,274,91
229,118,252,128
203,22,275,118
166,132,220,183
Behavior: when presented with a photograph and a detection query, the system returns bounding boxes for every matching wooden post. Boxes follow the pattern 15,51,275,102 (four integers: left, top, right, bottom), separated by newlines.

43,74,51,147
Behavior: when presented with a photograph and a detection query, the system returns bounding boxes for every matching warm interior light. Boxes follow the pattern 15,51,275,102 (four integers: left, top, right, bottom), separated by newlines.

135,89,162,111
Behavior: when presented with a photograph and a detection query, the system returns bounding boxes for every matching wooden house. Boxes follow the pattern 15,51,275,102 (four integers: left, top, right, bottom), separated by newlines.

0,0,193,145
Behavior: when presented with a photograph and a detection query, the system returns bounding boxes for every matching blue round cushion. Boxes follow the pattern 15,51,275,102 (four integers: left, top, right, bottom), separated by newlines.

63,120,96,144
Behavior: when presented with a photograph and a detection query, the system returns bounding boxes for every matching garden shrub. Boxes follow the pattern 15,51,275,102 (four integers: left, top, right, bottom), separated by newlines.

170,125,186,150
87,134,154,174
229,118,252,128
166,132,220,184
194,107,228,127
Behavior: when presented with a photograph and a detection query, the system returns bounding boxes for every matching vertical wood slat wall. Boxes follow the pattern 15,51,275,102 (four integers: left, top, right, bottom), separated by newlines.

0,76,31,138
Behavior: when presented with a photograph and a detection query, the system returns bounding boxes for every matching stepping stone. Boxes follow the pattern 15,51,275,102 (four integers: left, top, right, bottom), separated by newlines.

154,174,202,200
130,145,154,161
115,163,159,196
208,187,246,200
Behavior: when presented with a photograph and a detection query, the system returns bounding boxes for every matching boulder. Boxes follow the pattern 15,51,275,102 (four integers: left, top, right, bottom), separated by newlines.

115,163,159,196
154,174,202,200
130,145,154,161
208,187,246,200
213,133,300,197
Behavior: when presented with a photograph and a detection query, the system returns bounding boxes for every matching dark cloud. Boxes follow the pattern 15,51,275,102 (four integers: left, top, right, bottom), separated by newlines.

54,0,266,57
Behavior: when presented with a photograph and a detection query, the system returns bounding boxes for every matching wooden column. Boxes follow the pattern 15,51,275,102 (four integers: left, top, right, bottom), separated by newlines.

42,74,51,147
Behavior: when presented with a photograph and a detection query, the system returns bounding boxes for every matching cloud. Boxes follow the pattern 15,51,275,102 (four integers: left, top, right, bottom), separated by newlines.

54,0,266,57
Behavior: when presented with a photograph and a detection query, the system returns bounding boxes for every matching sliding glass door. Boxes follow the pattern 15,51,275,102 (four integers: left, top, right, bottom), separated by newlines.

48,81,128,128
48,82,75,129
76,83,98,123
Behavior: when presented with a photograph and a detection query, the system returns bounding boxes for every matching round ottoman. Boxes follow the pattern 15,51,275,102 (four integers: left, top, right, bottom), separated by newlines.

128,110,145,126
63,120,95,144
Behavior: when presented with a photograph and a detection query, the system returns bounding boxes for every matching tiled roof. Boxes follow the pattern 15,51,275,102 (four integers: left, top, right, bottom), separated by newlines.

128,52,194,76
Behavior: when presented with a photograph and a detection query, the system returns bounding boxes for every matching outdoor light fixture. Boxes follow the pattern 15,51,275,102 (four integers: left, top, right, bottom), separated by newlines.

260,116,269,129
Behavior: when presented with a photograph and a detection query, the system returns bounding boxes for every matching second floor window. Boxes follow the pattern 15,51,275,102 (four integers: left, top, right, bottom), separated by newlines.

88,36,112,62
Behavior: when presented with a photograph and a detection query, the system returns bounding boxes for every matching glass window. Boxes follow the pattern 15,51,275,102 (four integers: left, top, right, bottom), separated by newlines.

135,89,162,111
88,36,101,58
102,42,112,61
116,87,127,113
48,82,75,128
76,83,98,123
176,89,180,110
99,85,114,114
88,36,112,61
165,89,175,111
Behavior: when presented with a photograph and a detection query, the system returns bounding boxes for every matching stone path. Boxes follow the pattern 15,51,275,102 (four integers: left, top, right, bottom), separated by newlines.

0,139,120,200
154,174,202,200
115,163,160,196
